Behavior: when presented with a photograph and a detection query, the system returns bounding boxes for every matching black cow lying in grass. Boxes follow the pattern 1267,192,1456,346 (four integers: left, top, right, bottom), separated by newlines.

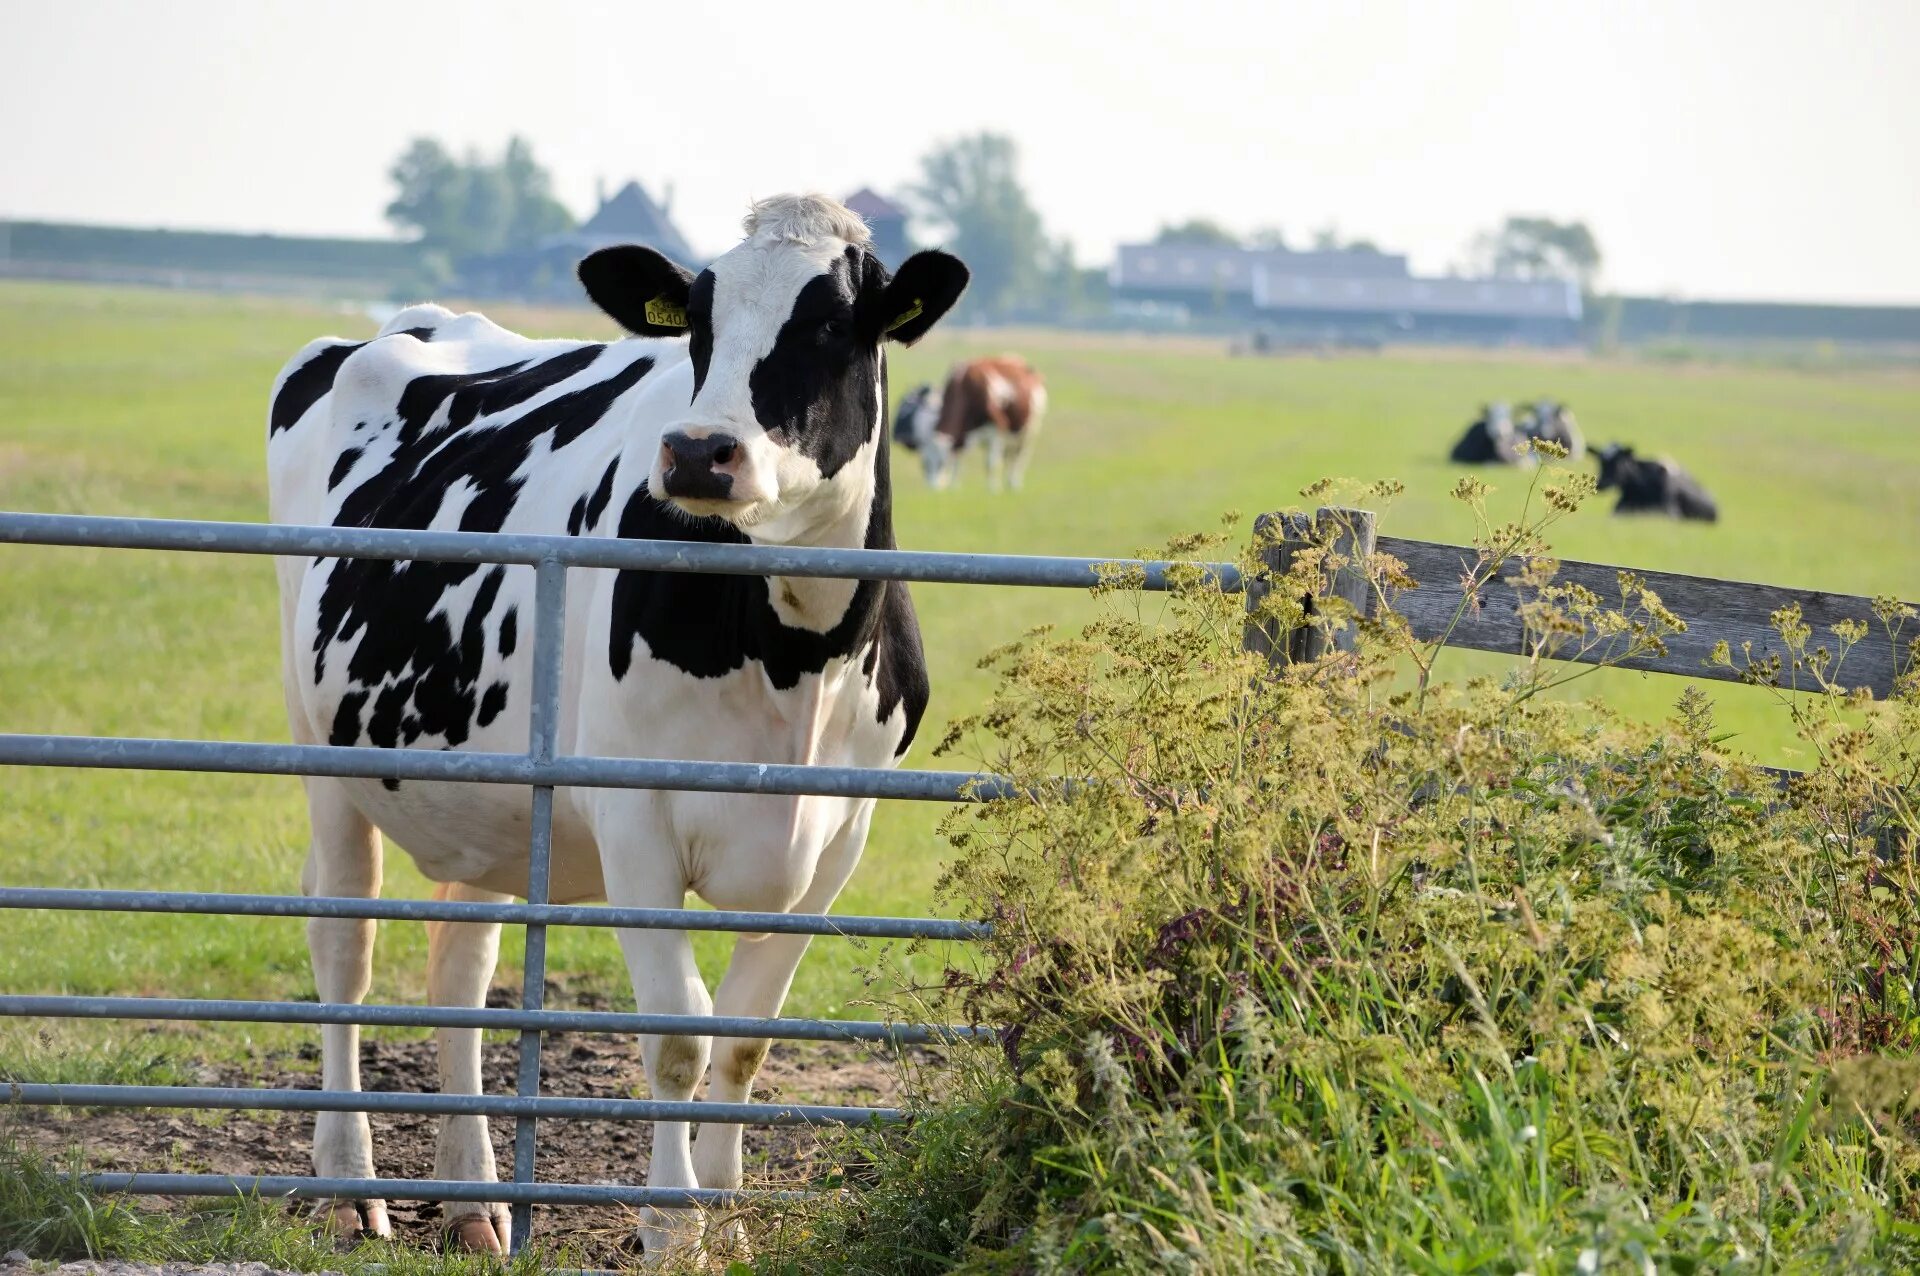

1595,443,1719,521
1450,400,1585,465
1518,399,1585,461
1449,402,1526,464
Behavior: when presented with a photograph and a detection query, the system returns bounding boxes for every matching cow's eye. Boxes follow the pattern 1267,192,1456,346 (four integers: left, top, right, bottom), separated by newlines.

817,317,845,340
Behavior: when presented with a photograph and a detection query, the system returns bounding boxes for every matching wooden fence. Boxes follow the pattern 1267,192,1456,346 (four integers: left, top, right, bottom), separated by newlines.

1249,506,1913,700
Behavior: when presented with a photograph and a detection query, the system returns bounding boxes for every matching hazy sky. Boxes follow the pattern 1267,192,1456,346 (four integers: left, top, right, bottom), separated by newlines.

3,0,1916,303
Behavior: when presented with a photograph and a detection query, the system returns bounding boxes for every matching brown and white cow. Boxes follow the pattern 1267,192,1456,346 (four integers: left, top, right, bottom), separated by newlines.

892,356,1047,490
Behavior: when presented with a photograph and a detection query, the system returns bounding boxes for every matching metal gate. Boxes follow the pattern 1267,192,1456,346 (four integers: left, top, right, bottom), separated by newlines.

0,509,1240,1252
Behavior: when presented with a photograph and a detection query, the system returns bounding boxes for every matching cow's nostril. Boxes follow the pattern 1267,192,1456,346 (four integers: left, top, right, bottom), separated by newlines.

711,441,736,466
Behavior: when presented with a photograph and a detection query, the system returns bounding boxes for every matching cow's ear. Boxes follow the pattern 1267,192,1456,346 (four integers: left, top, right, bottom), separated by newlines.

874,251,969,345
578,245,696,337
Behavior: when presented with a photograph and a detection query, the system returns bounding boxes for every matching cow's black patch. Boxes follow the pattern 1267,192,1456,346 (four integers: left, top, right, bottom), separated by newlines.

477,681,508,728
329,690,368,748
271,342,363,435
688,272,715,397
569,456,622,535
583,459,619,531
327,447,364,491
313,347,653,759
863,372,927,753
747,254,882,480
497,608,517,658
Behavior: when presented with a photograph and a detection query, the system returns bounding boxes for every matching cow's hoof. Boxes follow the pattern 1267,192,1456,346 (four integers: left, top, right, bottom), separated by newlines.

706,1213,751,1261
315,1199,391,1243
633,1206,704,1265
444,1209,510,1254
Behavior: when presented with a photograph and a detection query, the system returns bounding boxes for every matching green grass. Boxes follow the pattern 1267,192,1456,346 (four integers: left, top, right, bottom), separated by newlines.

2,281,1917,1065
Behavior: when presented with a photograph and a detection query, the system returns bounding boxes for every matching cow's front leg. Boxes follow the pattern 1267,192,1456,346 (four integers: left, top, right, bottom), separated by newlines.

605,861,712,1262
300,778,389,1240
692,810,870,1206
425,881,512,1252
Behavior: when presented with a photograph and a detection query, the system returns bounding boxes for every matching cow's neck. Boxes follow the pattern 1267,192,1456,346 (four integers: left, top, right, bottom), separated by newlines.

757,458,878,634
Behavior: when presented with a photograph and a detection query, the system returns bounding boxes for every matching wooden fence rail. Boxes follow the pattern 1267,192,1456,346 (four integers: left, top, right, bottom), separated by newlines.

1256,506,1914,699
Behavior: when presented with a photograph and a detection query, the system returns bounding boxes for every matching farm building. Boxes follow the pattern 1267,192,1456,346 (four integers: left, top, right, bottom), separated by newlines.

843,188,913,269
1110,241,1582,344
456,178,699,300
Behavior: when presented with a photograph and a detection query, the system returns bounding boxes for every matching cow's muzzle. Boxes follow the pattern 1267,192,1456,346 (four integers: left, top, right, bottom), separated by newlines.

659,430,741,501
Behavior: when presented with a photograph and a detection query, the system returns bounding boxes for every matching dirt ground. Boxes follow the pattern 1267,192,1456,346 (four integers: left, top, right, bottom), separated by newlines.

7,999,919,1267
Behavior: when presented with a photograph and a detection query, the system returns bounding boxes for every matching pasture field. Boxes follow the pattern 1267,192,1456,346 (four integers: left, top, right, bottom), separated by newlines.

1,279,1917,1075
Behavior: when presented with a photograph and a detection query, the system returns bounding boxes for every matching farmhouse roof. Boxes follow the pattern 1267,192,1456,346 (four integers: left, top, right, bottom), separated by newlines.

844,188,907,222
574,180,697,263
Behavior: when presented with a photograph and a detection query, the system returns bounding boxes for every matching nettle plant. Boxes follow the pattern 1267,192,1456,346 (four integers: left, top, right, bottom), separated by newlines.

782,458,1920,1276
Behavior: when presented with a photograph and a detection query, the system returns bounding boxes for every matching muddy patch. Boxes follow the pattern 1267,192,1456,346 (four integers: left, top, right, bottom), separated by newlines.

7,1011,918,1267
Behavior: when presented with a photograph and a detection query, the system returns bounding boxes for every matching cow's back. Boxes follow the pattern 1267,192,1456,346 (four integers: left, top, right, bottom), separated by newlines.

265,306,685,894
935,355,1045,444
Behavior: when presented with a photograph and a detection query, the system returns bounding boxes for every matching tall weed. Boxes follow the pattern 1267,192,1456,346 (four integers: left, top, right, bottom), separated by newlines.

773,470,1920,1274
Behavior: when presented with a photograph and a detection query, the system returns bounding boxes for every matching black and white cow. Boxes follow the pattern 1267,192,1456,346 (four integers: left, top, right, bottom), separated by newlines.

1449,402,1526,465
1518,398,1585,461
1594,443,1719,521
267,195,967,1257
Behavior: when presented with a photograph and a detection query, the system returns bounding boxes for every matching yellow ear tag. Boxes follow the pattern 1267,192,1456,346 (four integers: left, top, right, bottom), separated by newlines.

644,297,688,329
884,298,924,334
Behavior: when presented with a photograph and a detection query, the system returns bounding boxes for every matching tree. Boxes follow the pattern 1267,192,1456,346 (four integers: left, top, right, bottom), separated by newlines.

1247,226,1289,251
1474,216,1602,289
500,136,575,247
1153,219,1240,248
385,138,467,251
384,135,575,260
906,132,1050,320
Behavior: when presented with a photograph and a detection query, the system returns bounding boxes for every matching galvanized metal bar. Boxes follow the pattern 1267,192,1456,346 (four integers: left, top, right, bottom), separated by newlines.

0,510,1242,592
0,995,988,1044
76,1173,812,1208
511,557,565,1253
3,1083,901,1125
0,733,1018,801
0,887,991,941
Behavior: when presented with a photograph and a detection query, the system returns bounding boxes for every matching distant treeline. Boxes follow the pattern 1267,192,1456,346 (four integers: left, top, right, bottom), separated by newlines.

5,218,1918,345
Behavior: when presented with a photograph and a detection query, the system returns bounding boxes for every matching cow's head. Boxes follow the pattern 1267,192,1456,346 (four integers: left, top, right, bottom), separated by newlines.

1594,442,1634,490
579,195,968,542
891,384,940,452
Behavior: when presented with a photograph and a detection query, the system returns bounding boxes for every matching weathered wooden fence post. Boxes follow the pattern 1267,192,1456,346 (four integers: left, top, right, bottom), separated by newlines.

1245,505,1378,663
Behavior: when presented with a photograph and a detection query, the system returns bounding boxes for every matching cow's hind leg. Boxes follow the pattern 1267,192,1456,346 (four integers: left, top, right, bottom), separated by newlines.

1008,399,1045,491
301,778,389,1239
426,881,512,1252
983,428,1007,492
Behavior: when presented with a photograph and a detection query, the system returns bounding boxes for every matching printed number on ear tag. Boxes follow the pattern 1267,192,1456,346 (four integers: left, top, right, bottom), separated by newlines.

644,297,688,329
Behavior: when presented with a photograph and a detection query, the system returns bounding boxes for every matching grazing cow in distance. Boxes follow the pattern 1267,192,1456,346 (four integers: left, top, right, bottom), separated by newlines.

1595,443,1719,521
891,381,939,455
267,194,966,1258
895,355,1048,490
1449,402,1527,465
1519,398,1586,461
